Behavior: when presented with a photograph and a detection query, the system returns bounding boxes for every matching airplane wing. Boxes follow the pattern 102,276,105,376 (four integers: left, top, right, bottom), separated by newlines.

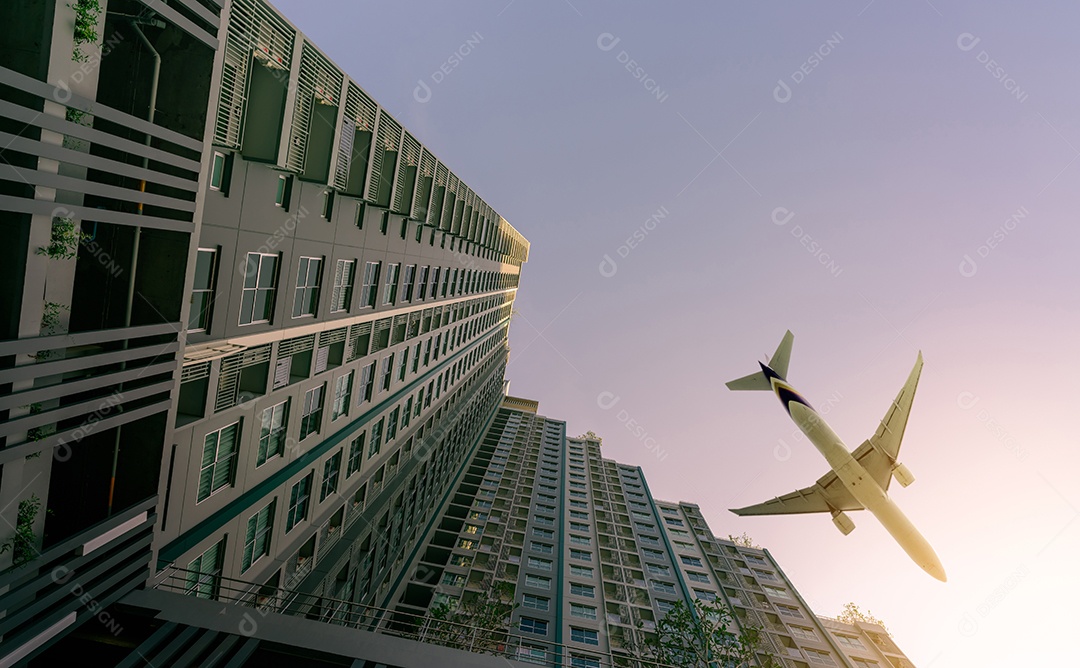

853,351,924,492
730,468,863,516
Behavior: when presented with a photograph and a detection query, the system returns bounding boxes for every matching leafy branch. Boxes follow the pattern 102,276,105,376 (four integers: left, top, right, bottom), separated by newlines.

836,602,891,637
41,302,70,335
639,597,780,667
424,580,516,655
38,217,88,260
69,0,102,63
1,495,42,567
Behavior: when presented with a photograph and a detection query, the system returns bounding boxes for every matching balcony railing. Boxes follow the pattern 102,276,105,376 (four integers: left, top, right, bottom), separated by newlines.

154,566,684,668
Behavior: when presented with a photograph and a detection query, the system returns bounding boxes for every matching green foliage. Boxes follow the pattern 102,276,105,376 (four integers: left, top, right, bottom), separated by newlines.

727,532,760,549
69,0,102,63
836,602,891,636
65,106,90,126
577,430,602,443
1,495,42,567
425,580,516,655
38,217,87,260
41,302,70,335
641,597,780,667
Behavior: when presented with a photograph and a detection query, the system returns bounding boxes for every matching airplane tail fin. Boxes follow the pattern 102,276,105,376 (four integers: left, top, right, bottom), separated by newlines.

725,330,794,391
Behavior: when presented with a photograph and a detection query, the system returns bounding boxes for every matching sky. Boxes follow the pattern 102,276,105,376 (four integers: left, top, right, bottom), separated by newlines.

273,2,1080,665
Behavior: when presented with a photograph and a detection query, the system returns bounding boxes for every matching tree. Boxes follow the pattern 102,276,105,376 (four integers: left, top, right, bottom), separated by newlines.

640,597,781,667
424,580,516,655
727,532,760,549
836,602,890,636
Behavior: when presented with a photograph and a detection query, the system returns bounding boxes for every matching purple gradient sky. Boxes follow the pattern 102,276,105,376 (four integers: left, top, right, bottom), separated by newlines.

275,2,1080,664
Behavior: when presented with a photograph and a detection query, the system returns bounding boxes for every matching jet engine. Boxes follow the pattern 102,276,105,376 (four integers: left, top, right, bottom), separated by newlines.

831,511,855,536
892,463,915,488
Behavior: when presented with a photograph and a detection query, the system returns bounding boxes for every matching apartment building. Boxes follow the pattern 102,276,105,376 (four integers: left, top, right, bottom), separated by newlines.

1,0,526,664
386,400,920,668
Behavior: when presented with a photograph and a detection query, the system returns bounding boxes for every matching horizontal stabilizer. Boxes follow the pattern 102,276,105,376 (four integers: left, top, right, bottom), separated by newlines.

725,371,772,391
726,330,794,390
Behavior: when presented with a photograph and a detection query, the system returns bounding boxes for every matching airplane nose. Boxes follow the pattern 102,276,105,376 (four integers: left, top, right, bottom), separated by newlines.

924,560,947,582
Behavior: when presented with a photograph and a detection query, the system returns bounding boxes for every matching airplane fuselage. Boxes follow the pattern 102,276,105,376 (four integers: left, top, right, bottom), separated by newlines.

766,369,947,582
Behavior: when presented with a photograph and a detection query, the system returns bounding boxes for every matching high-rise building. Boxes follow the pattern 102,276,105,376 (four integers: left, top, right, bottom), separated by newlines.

2,2,918,668
1,0,525,665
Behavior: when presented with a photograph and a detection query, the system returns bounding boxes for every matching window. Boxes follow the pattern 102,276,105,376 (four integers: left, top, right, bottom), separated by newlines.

368,419,383,458
851,660,878,668
411,344,421,373
383,263,400,305
402,265,415,302
652,581,675,594
570,657,600,668
570,510,589,520
687,571,710,583
790,626,818,641
680,555,702,567
320,450,342,501
530,542,553,554
274,174,292,209
694,589,717,602
286,473,313,532
241,500,274,572
517,645,548,665
299,385,324,440
292,256,322,318
656,599,676,614
358,362,375,404
754,569,778,581
360,262,380,308
397,350,408,381
525,575,551,590
519,617,547,636
380,354,394,392
417,266,429,300
763,585,791,599
347,432,365,476
522,594,549,610
534,515,555,527
570,603,597,620
209,151,230,192
664,517,684,527
533,527,554,539
441,572,466,587
429,267,440,300
519,556,551,573
257,401,288,466
661,506,679,515
805,649,837,666
777,605,803,619
186,537,225,599
240,253,278,325
834,635,866,650
569,535,590,546
457,538,476,550
643,550,664,561
570,564,593,578
332,371,353,421
331,259,355,312
570,628,598,646
198,422,239,502
570,549,592,561
386,407,399,441
646,564,670,576
570,522,590,533
570,583,595,598
188,248,217,332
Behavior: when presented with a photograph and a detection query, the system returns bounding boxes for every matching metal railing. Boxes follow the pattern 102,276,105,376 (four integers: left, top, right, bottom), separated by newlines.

155,566,683,668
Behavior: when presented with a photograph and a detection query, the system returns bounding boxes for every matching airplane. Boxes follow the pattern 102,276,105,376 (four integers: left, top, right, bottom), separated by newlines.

725,331,946,582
